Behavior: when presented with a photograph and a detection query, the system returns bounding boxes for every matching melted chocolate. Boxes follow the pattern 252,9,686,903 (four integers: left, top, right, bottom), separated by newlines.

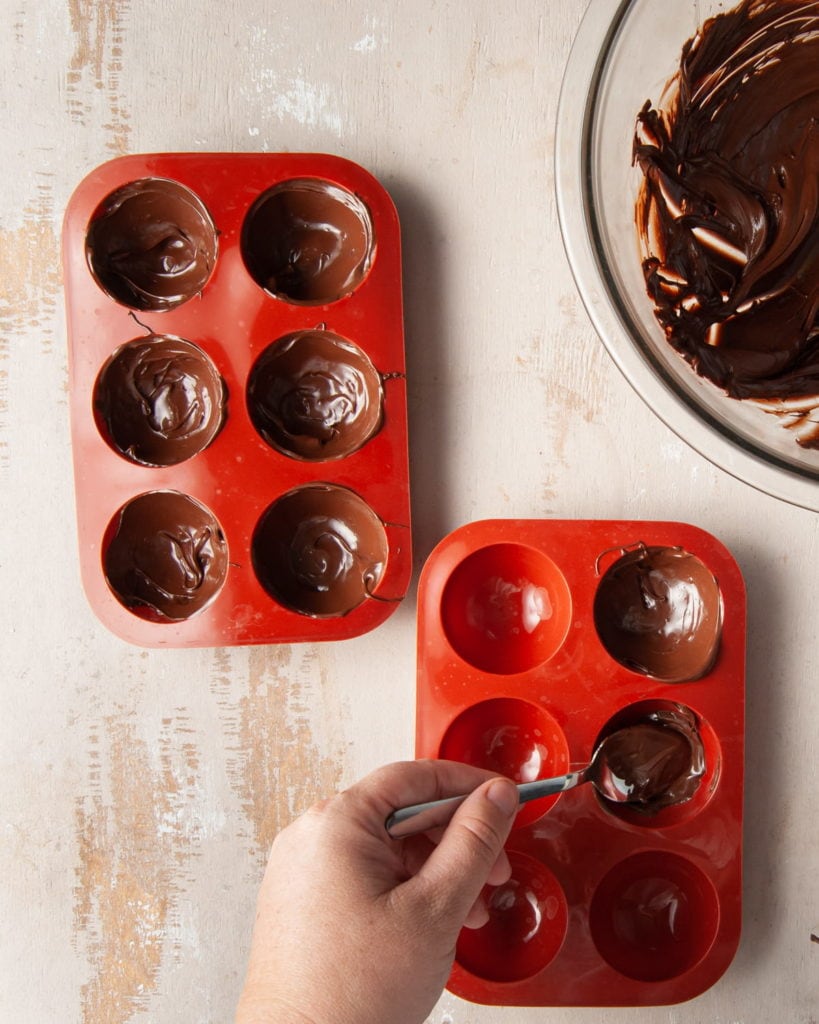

247,331,383,460
594,545,722,682
252,484,388,617
595,706,705,812
87,178,218,310
95,335,226,466
104,491,228,621
634,1,819,444
241,179,374,303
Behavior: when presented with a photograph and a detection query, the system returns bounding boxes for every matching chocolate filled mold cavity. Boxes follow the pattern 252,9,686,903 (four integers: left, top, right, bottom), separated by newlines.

591,701,718,828
241,178,375,304
251,483,388,617
86,178,218,311
456,851,568,983
593,544,722,682
441,543,572,674
94,335,226,466
440,698,570,827
103,490,228,622
247,330,383,460
589,851,720,983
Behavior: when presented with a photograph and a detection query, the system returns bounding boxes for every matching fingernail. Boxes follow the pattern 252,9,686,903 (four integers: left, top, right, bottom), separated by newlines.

486,779,518,816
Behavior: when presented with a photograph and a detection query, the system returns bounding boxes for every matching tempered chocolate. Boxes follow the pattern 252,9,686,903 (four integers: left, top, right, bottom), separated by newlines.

95,335,226,466
241,179,374,303
252,484,388,617
594,545,722,682
87,178,218,310
595,706,705,813
247,330,383,460
104,490,228,621
634,0,819,445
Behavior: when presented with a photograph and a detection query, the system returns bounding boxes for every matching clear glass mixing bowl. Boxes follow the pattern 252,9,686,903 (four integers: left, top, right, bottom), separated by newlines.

556,0,819,512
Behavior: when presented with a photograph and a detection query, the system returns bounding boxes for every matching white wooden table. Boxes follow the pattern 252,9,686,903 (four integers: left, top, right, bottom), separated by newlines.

2,2,817,1021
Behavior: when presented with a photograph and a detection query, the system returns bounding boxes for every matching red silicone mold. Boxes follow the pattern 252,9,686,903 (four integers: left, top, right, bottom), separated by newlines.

416,519,745,1007
62,153,411,647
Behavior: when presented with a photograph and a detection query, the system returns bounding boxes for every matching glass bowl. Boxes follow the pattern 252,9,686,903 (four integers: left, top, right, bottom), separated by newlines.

555,0,819,512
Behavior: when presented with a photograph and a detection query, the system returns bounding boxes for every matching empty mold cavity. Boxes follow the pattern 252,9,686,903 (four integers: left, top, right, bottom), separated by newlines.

94,335,226,466
593,544,722,682
251,483,388,617
103,490,228,622
591,700,719,828
456,851,568,983
241,178,374,303
247,330,383,460
86,178,218,311
441,543,572,674
589,851,719,982
439,697,570,827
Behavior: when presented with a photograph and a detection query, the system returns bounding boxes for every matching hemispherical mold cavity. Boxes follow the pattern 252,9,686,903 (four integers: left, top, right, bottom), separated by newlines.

593,543,723,682
102,490,228,622
589,851,720,982
441,543,572,674
241,178,375,304
86,178,218,311
246,330,383,460
590,700,721,828
439,698,570,827
456,851,568,983
251,483,388,617
94,335,226,466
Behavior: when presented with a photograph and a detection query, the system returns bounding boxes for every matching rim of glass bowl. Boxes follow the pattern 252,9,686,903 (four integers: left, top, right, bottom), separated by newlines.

554,0,819,513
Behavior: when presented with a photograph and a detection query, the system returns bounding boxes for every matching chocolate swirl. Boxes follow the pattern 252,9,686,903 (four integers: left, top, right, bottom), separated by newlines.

104,491,228,621
241,179,374,304
252,484,388,617
87,178,218,310
634,0,819,444
95,335,225,466
248,331,383,460
594,545,722,682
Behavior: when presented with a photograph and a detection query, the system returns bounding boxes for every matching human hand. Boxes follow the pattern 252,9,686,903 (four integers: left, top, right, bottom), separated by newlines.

235,759,519,1024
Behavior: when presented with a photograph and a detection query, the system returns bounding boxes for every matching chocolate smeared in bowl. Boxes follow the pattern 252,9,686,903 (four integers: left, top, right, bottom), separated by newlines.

594,544,722,682
247,330,383,460
634,0,819,447
95,335,226,466
103,490,228,621
86,178,218,310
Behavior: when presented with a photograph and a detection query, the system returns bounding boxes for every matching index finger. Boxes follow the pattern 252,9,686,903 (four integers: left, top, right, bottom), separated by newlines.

340,759,507,832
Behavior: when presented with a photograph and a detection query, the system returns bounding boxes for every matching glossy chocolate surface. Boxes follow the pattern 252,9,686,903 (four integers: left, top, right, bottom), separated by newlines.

634,0,819,444
95,335,226,466
247,330,383,460
595,705,705,813
104,490,228,621
86,178,217,310
594,545,722,682
252,484,388,617
241,179,374,303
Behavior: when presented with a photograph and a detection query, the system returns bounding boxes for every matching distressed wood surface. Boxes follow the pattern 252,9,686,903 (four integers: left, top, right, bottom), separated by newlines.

1,1,818,1022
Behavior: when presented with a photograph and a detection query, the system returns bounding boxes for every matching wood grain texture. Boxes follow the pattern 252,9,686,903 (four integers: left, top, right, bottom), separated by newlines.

2,0,818,1021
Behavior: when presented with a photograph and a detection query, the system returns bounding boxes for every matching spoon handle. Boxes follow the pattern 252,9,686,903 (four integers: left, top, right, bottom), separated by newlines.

384,769,589,839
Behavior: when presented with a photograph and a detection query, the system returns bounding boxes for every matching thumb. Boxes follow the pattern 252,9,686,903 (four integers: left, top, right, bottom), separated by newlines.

413,777,519,929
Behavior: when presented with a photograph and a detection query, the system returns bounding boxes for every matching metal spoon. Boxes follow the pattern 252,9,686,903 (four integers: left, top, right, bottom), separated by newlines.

384,746,631,839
